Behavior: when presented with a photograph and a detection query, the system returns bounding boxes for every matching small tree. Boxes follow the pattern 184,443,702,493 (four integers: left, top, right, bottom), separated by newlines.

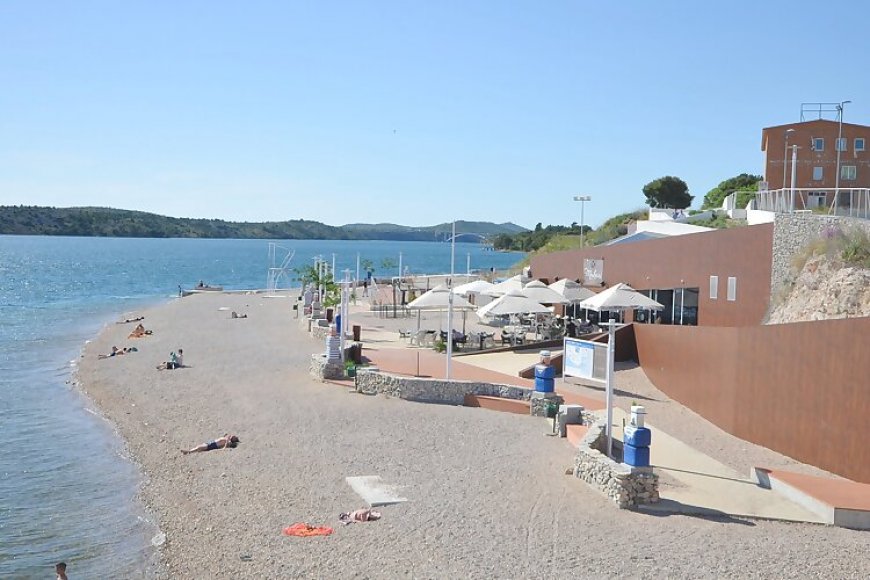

642,176,693,209
702,173,763,209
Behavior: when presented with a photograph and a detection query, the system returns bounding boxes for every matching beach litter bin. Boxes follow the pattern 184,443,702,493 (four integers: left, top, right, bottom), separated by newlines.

623,405,651,467
326,308,334,323
534,363,555,393
352,324,361,342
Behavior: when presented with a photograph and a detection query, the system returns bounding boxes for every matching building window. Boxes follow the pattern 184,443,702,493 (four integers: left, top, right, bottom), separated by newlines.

726,277,737,302
836,137,848,152
841,165,857,180
813,138,824,151
813,166,823,180
709,276,718,300
856,138,866,152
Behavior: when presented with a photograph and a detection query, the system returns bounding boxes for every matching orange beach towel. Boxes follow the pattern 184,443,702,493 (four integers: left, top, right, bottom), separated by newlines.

282,523,333,537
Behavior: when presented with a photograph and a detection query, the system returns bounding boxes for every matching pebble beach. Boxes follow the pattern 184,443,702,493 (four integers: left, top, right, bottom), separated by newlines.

76,292,869,579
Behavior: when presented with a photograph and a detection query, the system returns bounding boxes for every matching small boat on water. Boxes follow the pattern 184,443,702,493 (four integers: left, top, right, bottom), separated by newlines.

179,282,224,297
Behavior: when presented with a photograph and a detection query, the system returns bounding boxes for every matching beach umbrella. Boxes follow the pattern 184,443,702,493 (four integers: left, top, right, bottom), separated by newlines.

406,284,474,332
548,279,596,303
483,274,527,297
575,283,664,313
476,289,550,318
520,280,569,305
453,279,495,296
574,283,664,459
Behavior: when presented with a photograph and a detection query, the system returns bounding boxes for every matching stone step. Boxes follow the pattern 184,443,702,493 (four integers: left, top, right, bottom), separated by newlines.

463,394,529,415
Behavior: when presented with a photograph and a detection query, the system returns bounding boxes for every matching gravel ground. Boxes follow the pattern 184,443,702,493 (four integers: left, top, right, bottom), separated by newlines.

77,294,869,579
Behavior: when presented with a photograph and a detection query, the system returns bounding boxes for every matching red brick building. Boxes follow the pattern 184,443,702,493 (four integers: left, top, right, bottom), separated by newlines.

761,119,870,208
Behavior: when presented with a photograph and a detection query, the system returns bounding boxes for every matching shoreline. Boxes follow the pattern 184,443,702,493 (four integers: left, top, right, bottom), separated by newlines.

75,291,870,578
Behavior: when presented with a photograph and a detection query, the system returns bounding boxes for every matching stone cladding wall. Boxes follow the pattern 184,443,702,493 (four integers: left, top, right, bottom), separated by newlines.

573,420,659,509
309,354,345,381
771,213,870,297
354,370,532,406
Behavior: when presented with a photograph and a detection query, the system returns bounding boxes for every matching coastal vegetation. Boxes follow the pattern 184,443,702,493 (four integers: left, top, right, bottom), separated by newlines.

701,173,763,209
642,176,693,209
0,206,526,241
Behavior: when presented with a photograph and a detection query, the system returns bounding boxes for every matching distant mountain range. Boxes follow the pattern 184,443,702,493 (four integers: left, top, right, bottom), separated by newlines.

0,206,527,242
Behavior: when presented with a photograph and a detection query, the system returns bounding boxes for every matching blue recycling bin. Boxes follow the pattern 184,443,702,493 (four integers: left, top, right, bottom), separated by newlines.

335,313,342,334
534,364,555,393
623,443,650,467
623,426,651,447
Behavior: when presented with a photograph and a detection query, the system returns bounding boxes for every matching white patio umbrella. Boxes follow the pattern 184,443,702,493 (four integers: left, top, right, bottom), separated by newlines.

520,280,569,305
575,283,664,459
476,289,551,317
406,284,474,332
483,274,527,297
575,283,664,313
453,279,495,296
548,278,596,303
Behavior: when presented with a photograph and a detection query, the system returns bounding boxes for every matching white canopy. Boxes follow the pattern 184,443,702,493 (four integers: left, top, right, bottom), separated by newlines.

476,289,551,317
483,274,527,297
548,278,596,303
406,284,474,310
520,280,569,304
453,279,495,296
575,283,664,312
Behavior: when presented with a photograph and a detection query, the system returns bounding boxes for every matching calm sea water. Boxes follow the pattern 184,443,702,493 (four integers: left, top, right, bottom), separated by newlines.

0,235,524,577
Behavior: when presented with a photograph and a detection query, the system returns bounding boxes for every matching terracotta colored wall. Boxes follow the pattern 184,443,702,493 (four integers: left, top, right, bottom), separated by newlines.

634,319,870,483
763,120,870,191
531,224,774,327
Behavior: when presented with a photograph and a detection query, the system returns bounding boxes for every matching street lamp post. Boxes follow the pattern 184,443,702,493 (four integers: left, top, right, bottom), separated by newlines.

782,128,795,191
573,195,592,247
790,144,799,212
835,100,852,213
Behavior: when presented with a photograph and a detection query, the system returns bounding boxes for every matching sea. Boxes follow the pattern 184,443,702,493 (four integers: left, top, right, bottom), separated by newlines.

0,235,525,577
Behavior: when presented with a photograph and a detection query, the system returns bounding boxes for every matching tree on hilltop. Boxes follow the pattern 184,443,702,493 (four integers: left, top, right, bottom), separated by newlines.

702,173,763,210
642,176,693,209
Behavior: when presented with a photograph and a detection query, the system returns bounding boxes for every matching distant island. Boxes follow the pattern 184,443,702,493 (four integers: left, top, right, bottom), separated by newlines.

0,206,527,242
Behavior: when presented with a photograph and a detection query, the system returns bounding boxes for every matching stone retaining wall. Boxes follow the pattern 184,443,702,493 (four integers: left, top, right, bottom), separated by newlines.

355,369,532,406
574,420,659,509
309,354,345,381
771,213,870,297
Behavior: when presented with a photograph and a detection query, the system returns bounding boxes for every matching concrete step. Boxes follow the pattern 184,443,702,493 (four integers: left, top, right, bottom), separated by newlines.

463,394,529,415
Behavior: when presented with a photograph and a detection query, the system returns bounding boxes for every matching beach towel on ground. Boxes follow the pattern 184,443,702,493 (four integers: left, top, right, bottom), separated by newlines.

282,523,333,537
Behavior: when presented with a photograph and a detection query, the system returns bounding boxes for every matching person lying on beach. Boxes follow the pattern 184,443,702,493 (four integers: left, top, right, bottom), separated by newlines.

117,316,145,324
231,311,248,319
181,434,240,454
156,348,183,370
98,346,139,359
128,323,153,338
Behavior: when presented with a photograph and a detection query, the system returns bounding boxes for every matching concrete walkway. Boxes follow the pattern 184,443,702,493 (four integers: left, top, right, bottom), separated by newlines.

356,342,865,526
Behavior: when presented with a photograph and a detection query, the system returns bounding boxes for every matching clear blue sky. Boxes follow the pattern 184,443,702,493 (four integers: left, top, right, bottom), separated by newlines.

1,1,867,230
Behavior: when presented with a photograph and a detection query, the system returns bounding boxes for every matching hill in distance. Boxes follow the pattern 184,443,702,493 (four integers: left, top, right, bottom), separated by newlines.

0,205,527,242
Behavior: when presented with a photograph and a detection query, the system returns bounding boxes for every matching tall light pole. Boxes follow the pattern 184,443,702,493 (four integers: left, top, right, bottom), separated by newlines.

790,144,799,212
835,100,851,212
573,195,592,247
782,128,795,190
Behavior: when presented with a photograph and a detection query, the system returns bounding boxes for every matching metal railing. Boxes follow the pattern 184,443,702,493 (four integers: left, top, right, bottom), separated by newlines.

754,188,870,219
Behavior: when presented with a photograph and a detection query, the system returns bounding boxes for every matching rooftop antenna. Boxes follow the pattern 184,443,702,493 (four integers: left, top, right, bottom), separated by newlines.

800,102,841,122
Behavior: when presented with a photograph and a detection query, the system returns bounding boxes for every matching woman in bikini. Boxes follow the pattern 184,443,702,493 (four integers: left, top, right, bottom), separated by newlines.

181,434,240,454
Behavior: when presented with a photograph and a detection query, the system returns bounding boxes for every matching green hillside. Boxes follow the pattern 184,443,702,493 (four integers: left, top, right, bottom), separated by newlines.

0,206,527,241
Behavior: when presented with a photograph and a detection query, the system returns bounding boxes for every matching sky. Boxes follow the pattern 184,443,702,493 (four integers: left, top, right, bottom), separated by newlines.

1,1,868,230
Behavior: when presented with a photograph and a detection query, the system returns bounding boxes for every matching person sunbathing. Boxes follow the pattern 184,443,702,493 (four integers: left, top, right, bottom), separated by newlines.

98,346,121,359
231,311,248,319
128,323,153,338
181,434,240,454
116,316,145,324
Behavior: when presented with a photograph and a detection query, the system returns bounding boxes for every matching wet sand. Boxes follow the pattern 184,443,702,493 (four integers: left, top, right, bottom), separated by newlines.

77,293,869,578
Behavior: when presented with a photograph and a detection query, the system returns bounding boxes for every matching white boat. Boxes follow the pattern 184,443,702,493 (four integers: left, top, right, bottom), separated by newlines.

180,283,223,297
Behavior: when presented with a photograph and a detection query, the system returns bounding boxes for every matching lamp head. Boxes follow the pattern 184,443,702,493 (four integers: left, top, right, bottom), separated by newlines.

573,195,592,202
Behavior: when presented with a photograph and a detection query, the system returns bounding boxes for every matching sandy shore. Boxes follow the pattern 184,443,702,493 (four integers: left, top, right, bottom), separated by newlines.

77,293,869,579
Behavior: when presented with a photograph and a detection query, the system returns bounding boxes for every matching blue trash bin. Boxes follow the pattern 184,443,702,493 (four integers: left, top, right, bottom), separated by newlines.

534,364,555,393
